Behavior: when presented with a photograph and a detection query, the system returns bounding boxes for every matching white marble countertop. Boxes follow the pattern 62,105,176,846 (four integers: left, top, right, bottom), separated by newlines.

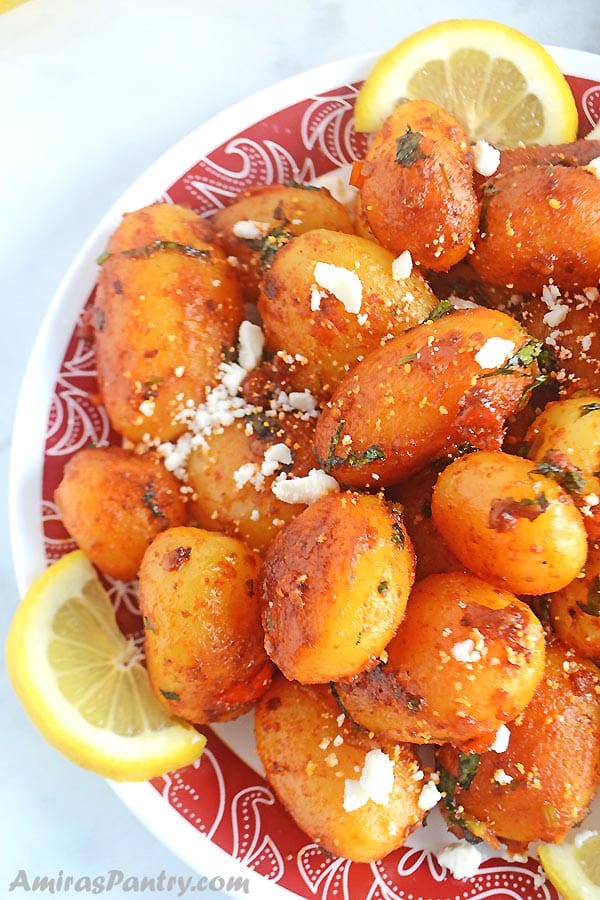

2,1,599,897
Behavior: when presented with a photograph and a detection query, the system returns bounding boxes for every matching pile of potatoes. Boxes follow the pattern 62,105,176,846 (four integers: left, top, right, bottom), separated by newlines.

55,98,600,862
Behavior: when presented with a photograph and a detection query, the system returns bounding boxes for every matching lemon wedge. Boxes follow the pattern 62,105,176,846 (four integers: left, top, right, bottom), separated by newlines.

354,19,578,147
539,832,600,899
6,550,205,781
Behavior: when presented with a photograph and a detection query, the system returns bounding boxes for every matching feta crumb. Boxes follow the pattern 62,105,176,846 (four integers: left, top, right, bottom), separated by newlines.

391,250,413,281
174,365,185,378
474,336,515,369
491,724,511,753
437,842,484,880
139,399,156,417
343,779,370,812
313,261,363,314
493,768,513,785
541,284,569,327
232,219,270,240
448,293,479,310
581,333,594,352
238,320,264,372
418,778,442,811
583,156,600,179
233,462,264,491
261,442,293,477
342,748,395,812
310,288,323,311
250,509,260,521
472,139,501,177
287,390,318,416
272,468,339,505
451,639,481,664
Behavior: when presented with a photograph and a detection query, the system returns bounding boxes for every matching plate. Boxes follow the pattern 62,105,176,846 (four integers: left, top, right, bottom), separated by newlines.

10,45,600,900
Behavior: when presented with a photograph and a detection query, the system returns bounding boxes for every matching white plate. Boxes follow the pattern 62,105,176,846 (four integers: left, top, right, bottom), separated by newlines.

10,46,600,900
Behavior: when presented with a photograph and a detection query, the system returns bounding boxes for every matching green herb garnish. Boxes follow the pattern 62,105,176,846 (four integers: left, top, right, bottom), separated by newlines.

395,127,428,166
98,241,211,264
580,402,600,417
159,689,180,701
258,225,292,269
577,574,600,617
425,299,453,322
533,454,585,494
142,481,164,519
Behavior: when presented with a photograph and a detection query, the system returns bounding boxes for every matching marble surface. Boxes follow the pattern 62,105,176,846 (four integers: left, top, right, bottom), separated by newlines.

2,1,599,897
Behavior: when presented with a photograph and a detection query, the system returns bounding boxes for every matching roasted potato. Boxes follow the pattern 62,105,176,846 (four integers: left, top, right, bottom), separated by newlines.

259,491,415,683
314,307,540,488
212,182,354,300
258,228,437,396
187,411,318,553
470,163,600,294
94,202,244,442
335,571,546,746
254,675,427,862
54,446,187,581
138,526,272,723
354,99,479,270
431,450,588,595
436,642,600,851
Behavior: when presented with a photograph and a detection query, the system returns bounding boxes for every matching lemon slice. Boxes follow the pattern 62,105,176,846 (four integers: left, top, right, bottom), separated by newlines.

354,19,578,147
6,550,205,781
538,832,600,899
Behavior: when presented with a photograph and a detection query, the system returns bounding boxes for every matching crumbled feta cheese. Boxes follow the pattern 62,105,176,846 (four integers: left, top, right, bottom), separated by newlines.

138,399,156,417
472,139,501,177
219,361,246,395
174,365,185,378
310,288,323,311
451,639,481,664
474,336,515,369
313,261,363,314
343,748,395,812
232,219,271,240
287,390,318,416
493,768,513,785
233,462,264,491
581,333,594,352
491,724,511,753
448,294,479,310
391,250,413,281
418,778,442,811
437,842,484,880
238,320,264,372
272,468,339,505
584,156,600,179
261,442,293,477
541,284,569,327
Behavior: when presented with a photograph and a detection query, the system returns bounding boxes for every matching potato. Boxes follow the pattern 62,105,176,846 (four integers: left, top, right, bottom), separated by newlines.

212,182,354,300
436,642,600,850
254,675,427,862
335,572,546,746
526,392,600,540
138,526,272,723
354,99,479,270
386,464,466,580
54,446,187,581
470,163,600,294
187,411,317,553
314,307,540,488
259,492,415,683
94,202,244,442
549,543,600,659
473,138,600,190
431,450,588,595
258,228,437,396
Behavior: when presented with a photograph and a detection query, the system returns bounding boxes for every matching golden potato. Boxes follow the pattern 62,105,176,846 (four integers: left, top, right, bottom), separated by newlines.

431,450,588,595
549,543,600,659
314,307,540,488
470,163,600,294
187,411,317,553
436,642,600,850
259,492,415,683
335,571,546,746
526,392,600,540
138,526,272,723
354,99,479,270
212,182,354,300
258,227,437,396
54,446,187,581
254,675,427,862
94,202,244,442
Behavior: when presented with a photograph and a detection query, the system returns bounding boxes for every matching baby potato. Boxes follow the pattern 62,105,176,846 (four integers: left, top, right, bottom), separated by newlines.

470,163,600,294
258,228,437,396
526,392,600,540
138,525,272,723
94,202,244,442
54,446,187,581
549,543,600,659
187,411,317,554
335,571,545,746
386,464,466,580
259,491,415,683
254,675,427,862
355,99,479,270
314,307,539,488
436,642,600,850
431,450,588,595
212,182,354,300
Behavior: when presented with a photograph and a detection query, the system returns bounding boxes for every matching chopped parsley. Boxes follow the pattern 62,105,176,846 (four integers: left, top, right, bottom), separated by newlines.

488,493,549,532
424,299,453,322
533,452,585,495
395,127,428,167
284,179,320,191
258,225,292,269
159,689,180,701
98,241,211,263
142,481,164,519
377,580,389,595
320,419,385,471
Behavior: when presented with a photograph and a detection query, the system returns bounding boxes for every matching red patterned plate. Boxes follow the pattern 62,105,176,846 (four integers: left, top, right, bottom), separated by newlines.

10,46,600,900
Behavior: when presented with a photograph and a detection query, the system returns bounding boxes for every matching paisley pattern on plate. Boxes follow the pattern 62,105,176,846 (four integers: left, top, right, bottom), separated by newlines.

41,72,599,899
